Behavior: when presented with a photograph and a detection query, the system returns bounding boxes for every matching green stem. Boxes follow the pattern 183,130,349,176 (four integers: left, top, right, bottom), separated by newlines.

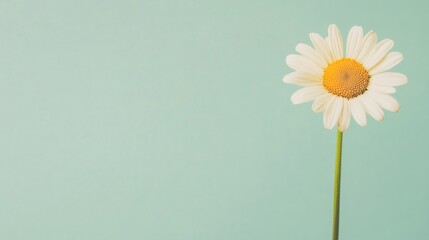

332,129,343,240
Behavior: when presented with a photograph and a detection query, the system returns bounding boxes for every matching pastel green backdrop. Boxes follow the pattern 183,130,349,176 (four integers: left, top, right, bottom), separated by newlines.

0,0,427,239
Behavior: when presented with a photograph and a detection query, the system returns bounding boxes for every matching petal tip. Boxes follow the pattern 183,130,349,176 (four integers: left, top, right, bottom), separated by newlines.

403,75,408,84
394,105,400,112
283,74,294,84
290,95,299,104
356,119,367,127
328,24,338,30
295,43,305,51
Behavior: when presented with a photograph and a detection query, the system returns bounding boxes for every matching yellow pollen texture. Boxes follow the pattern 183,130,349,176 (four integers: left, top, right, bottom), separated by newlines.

323,58,369,99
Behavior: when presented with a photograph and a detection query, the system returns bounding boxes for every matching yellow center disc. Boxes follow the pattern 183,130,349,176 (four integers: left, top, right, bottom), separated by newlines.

323,58,370,99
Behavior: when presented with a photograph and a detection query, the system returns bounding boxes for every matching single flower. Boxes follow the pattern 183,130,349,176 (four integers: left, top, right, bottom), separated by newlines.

283,24,407,131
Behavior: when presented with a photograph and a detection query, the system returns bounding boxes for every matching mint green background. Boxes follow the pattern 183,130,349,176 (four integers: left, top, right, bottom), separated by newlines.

0,1,427,239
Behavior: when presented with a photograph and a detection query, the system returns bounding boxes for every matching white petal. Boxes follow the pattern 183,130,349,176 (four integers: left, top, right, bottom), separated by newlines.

312,93,333,112
367,91,400,112
350,98,367,127
371,72,408,86
286,54,323,75
367,83,396,94
323,97,343,129
323,97,335,129
363,39,394,70
356,31,377,63
291,86,326,104
283,72,322,86
359,94,384,121
295,43,327,68
369,52,403,75
338,99,351,132
346,26,364,59
325,37,330,50
327,24,343,60
310,33,333,63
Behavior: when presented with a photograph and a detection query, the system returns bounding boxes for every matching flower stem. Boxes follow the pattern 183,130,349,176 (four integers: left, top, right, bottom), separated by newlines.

332,129,343,240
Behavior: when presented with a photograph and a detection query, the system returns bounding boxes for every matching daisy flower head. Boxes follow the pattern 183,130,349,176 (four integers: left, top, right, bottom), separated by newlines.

283,24,407,132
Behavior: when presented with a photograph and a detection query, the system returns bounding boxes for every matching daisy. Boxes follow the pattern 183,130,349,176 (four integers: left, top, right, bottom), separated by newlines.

283,24,407,131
